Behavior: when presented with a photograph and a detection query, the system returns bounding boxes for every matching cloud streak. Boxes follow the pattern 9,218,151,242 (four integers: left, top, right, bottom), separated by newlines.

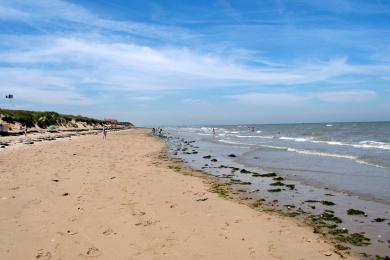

1,36,387,105
228,89,377,106
0,0,389,124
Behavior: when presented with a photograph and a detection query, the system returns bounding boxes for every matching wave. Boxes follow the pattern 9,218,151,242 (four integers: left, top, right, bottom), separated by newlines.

356,160,387,169
280,136,312,142
218,140,386,169
236,135,274,139
253,144,356,159
277,136,390,150
353,141,390,150
218,139,256,146
286,147,357,160
257,145,387,169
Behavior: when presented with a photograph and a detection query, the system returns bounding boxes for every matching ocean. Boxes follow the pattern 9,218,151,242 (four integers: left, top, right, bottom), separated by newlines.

163,122,390,257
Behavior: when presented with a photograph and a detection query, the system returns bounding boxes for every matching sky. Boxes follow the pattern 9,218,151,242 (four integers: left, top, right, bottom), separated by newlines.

1,0,390,126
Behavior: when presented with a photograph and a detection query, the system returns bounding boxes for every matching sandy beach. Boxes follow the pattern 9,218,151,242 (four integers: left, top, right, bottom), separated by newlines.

0,129,352,259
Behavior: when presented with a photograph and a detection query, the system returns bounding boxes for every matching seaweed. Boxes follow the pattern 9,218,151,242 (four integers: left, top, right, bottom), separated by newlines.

210,183,228,197
347,209,366,216
373,218,387,222
285,212,300,217
252,200,263,208
273,177,284,181
329,228,348,236
285,184,295,190
334,244,350,251
311,211,342,224
375,255,390,260
230,167,239,173
321,200,336,206
267,188,282,192
270,181,285,186
334,232,371,246
230,179,251,185
260,172,277,177
202,155,212,159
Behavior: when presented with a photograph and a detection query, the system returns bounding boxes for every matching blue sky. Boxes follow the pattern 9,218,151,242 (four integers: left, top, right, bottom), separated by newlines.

1,0,390,126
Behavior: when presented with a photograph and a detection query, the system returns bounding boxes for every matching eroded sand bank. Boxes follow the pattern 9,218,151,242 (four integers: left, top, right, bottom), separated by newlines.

0,129,353,259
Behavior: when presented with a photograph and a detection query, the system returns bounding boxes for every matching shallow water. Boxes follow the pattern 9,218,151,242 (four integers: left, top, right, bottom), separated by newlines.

163,122,390,257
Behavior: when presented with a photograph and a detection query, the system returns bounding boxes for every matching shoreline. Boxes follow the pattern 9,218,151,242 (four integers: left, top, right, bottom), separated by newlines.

163,127,390,258
1,129,352,259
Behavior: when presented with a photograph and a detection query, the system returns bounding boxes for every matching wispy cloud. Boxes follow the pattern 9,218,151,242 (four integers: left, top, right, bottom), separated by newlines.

0,0,188,40
1,37,386,97
227,93,306,106
228,89,377,106
0,0,389,124
132,96,159,102
316,90,377,102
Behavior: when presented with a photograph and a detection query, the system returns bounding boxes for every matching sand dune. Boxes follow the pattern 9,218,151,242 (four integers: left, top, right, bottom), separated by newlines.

0,129,352,259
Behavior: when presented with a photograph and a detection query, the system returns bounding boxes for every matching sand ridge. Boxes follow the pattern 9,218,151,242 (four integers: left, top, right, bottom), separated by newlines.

0,129,353,259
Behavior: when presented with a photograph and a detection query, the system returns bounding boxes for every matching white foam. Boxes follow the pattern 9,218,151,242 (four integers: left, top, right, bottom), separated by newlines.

354,140,390,150
356,160,387,169
286,148,357,160
257,145,387,169
280,136,311,142
280,136,390,150
236,135,274,139
218,139,256,146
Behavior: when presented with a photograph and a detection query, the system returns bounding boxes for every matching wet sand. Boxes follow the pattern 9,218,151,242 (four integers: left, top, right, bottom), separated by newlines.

0,129,352,259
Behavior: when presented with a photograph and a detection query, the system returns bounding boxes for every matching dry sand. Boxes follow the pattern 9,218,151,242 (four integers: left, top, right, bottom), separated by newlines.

0,129,354,259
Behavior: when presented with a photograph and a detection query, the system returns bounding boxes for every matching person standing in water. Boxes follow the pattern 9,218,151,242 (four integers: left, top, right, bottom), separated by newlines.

212,128,216,136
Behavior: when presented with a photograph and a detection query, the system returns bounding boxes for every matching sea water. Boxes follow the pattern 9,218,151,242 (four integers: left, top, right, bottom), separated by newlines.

164,122,390,257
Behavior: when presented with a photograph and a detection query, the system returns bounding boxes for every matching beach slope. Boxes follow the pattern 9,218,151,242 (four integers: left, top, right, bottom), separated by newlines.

0,129,349,259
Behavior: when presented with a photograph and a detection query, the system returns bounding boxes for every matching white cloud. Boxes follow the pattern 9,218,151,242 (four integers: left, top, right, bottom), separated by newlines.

0,0,387,110
228,93,306,105
315,90,377,102
132,96,159,101
228,89,377,106
0,37,376,91
0,0,187,40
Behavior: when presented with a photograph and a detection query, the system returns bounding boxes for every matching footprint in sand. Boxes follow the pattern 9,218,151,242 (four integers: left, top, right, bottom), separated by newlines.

35,249,52,259
85,247,102,257
102,228,116,236
135,219,160,227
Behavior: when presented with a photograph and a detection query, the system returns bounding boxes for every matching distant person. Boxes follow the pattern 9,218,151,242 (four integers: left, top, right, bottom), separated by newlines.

102,125,107,140
159,128,162,136
152,128,156,135
212,128,216,136
24,125,27,137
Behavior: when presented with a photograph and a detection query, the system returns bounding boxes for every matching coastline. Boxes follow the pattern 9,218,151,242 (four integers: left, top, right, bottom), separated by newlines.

0,128,352,259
